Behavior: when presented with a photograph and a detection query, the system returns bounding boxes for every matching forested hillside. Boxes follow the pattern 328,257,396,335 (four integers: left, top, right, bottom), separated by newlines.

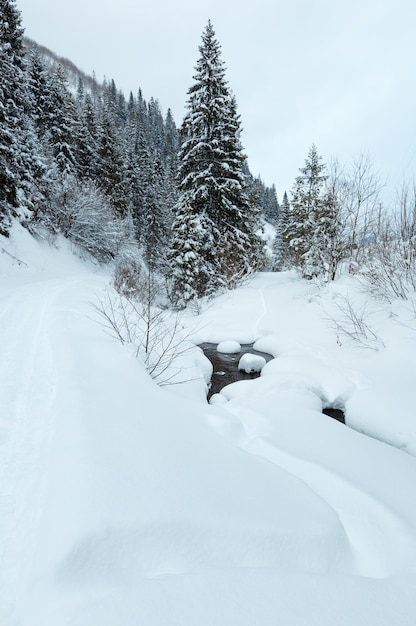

1,2,279,307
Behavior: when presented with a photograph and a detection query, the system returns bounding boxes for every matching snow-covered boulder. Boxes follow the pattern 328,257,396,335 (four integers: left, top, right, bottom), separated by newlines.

238,353,266,374
209,393,228,406
217,340,241,354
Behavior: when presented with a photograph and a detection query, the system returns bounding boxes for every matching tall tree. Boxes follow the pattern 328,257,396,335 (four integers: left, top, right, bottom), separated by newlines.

0,0,32,234
171,21,263,300
284,144,328,277
272,191,290,270
48,65,77,174
96,112,127,218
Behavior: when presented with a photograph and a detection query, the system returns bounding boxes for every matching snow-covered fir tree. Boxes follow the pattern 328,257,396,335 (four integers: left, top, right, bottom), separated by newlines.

169,194,211,308
48,66,79,175
170,20,263,302
284,144,329,278
272,190,290,270
0,0,35,234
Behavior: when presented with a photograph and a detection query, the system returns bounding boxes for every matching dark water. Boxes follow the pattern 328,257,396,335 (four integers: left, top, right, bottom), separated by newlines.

199,342,273,400
322,407,345,423
200,343,346,424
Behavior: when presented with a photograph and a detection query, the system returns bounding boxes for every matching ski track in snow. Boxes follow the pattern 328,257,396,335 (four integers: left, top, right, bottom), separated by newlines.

252,285,268,339
0,276,89,623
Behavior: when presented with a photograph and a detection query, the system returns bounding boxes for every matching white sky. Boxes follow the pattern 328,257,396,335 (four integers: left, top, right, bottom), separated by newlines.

17,0,416,200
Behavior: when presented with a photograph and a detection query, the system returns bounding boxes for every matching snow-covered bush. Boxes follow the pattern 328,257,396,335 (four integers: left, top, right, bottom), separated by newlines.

67,181,131,262
113,249,147,299
30,176,131,263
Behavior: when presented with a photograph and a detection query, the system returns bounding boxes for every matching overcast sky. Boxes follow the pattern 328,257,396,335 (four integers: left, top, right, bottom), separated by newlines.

17,0,416,200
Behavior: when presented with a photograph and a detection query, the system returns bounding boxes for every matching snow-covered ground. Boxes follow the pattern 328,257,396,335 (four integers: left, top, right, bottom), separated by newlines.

1,224,416,625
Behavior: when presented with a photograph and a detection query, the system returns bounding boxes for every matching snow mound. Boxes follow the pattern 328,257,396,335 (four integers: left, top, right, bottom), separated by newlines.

238,353,266,373
217,340,241,354
209,393,228,406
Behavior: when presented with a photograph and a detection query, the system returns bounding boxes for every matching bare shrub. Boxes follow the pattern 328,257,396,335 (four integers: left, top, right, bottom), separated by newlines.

326,293,385,350
92,269,198,385
361,185,416,302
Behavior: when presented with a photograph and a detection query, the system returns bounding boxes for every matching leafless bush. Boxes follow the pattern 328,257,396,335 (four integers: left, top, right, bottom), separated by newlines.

326,293,385,350
91,272,198,385
361,185,416,302
343,153,383,272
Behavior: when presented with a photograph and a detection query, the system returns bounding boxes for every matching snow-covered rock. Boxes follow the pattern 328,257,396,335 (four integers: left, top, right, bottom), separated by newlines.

217,340,241,354
209,393,228,406
238,353,266,374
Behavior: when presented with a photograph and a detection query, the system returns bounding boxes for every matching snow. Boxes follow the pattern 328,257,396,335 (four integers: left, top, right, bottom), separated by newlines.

1,224,416,625
216,339,241,353
238,352,266,373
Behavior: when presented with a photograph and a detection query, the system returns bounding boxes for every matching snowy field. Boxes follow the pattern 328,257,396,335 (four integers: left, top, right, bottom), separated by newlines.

1,224,416,625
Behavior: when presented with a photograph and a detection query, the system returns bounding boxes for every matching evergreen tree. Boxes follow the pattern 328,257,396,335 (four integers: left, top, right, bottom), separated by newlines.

27,46,54,137
272,191,290,270
284,144,328,277
169,194,212,308
172,20,262,298
71,79,99,180
141,155,170,268
96,112,127,217
0,0,31,234
48,65,77,174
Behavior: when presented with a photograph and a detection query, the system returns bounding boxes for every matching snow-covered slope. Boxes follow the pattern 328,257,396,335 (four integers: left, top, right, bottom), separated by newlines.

1,225,416,625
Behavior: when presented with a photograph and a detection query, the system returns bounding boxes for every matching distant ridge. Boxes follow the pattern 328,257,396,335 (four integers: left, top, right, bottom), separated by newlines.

23,36,104,94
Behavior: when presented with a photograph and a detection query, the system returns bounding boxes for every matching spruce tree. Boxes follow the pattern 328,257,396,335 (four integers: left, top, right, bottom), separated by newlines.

96,112,127,218
172,20,262,298
48,65,77,174
169,194,212,308
272,191,290,270
284,144,328,277
0,0,31,234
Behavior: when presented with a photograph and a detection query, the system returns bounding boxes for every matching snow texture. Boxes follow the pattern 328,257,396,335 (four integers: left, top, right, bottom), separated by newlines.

217,339,241,353
1,225,416,625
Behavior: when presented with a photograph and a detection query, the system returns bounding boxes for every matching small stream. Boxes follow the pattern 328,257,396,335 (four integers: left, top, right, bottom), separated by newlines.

199,342,274,400
199,342,345,424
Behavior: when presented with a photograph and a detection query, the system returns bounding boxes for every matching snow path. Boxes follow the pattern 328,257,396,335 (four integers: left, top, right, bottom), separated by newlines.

252,284,268,340
0,280,58,620
0,273,105,623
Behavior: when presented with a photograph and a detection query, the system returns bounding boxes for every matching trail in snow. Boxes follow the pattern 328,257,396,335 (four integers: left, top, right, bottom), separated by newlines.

0,280,58,620
0,274,104,623
252,285,268,339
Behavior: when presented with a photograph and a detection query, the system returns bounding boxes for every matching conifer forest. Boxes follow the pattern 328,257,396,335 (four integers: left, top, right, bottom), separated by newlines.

2,0,416,306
